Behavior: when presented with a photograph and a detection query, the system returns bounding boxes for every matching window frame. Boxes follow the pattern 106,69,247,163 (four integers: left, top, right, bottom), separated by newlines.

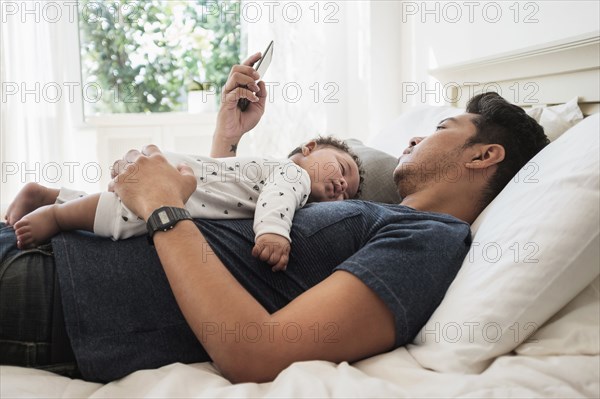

74,1,242,123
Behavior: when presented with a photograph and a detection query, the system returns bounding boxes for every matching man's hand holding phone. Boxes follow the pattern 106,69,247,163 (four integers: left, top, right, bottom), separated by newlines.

213,42,273,157
213,53,267,156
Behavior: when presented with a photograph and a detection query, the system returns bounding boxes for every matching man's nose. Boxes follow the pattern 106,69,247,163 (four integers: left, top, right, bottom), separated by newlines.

409,136,425,147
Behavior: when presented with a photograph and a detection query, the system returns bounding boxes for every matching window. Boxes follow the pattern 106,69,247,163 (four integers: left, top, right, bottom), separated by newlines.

78,0,241,115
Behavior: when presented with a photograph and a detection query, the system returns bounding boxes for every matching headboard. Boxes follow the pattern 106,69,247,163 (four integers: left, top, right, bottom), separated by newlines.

429,31,600,116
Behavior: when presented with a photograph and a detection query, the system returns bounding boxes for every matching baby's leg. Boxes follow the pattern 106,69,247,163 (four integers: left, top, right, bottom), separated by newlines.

93,192,147,240
4,182,60,225
14,194,100,249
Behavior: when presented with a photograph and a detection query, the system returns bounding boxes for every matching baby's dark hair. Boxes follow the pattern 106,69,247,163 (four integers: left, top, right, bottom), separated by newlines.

288,136,365,199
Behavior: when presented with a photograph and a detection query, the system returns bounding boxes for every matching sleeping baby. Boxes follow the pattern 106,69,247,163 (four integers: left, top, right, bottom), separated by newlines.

5,136,363,271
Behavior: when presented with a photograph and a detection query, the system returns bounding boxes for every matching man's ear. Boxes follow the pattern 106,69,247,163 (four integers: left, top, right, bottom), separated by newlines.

302,141,317,156
465,144,505,169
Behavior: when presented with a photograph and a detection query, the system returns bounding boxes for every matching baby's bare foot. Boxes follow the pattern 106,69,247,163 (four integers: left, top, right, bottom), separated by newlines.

13,205,61,249
5,183,59,226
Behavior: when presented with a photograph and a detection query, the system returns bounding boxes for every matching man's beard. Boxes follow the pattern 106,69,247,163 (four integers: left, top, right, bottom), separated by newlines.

394,166,418,199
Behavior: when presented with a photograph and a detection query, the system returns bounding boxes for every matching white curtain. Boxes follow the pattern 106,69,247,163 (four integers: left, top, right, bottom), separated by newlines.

0,2,89,214
240,1,360,157
239,0,403,158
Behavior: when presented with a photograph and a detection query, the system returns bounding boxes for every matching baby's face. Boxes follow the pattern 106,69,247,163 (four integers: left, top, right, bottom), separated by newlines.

301,147,360,202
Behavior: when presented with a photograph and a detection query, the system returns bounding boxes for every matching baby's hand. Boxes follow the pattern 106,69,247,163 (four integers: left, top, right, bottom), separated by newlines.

252,233,291,272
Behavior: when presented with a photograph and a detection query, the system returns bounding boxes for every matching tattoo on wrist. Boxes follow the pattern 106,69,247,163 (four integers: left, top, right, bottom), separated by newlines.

230,143,238,154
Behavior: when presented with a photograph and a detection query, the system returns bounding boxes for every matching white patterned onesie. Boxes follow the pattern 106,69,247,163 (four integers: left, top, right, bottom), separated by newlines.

57,153,312,242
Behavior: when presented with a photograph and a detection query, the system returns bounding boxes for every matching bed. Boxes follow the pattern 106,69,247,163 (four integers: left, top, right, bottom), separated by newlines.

2,33,599,398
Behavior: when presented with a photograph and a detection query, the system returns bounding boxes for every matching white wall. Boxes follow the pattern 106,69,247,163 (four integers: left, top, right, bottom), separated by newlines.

397,0,600,111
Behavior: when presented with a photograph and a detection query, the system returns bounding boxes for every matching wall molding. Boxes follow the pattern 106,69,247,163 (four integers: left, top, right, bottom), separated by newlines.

429,31,600,110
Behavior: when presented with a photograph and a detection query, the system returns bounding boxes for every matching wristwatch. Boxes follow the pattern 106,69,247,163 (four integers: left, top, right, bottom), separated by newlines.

146,206,193,245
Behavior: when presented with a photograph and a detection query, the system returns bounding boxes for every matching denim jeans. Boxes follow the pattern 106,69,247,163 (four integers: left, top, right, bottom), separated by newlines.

0,222,79,378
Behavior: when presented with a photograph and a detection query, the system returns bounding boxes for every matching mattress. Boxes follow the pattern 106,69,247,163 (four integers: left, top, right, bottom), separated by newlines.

1,349,598,398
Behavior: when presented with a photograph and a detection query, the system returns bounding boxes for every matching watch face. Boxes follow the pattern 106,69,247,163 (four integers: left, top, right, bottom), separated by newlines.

158,210,170,224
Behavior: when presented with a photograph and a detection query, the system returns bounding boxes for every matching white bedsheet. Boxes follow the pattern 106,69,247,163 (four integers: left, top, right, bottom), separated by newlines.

2,349,598,398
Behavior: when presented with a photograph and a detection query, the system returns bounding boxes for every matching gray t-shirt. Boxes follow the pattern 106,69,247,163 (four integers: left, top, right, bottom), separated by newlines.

195,200,471,348
53,200,471,381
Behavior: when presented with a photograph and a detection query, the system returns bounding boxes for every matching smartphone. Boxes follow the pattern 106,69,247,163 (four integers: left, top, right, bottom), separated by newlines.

238,40,274,112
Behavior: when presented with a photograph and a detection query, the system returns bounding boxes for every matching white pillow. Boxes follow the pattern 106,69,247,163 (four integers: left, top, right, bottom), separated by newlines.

344,139,401,204
407,113,600,373
515,276,599,356
527,97,584,141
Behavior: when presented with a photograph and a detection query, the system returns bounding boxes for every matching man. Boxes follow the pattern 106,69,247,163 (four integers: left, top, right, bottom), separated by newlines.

0,53,549,383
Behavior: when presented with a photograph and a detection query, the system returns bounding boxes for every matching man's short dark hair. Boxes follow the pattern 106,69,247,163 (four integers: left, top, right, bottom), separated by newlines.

465,92,550,209
288,136,365,199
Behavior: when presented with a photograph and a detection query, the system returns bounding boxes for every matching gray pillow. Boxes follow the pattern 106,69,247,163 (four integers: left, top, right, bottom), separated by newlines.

345,139,401,204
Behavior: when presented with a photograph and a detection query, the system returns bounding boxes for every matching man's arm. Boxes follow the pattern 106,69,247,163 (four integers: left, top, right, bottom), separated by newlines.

113,146,396,384
211,53,268,158
153,220,396,383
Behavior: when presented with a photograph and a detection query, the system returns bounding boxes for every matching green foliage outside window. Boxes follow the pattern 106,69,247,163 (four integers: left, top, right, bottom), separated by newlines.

79,0,241,113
